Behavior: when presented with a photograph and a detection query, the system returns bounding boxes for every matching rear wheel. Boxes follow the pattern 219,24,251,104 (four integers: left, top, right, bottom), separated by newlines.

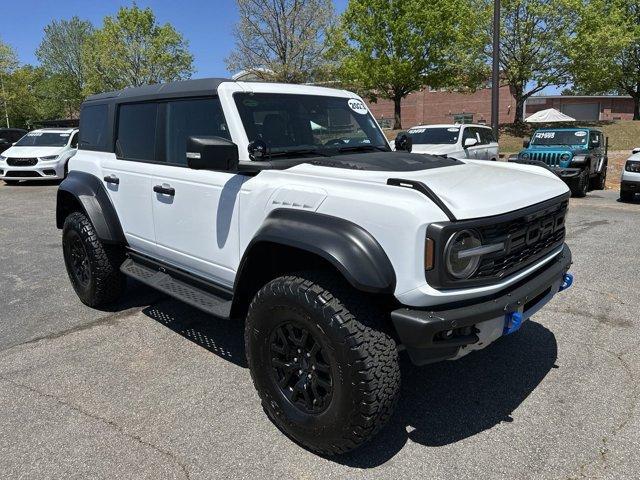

245,273,400,455
571,170,589,198
62,211,126,307
592,166,607,190
620,189,635,202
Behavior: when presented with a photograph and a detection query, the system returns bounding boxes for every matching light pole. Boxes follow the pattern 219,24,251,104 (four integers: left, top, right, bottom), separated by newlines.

491,0,500,140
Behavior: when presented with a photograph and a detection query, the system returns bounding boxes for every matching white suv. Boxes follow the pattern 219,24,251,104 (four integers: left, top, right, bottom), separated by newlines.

400,124,500,161
621,148,640,202
56,78,573,455
0,128,79,184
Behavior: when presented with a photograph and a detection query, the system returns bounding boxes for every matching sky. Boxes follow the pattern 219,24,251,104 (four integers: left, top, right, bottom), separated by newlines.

1,0,349,77
2,0,559,94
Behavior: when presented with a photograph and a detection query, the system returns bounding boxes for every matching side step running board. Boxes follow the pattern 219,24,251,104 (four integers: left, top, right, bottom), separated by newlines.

120,258,232,319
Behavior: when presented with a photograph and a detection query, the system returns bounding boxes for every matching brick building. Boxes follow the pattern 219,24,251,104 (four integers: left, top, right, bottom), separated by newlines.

365,84,517,129
524,95,636,121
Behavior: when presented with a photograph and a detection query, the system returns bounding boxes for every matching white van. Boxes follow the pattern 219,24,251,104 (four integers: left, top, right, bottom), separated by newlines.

0,128,79,184
405,124,499,161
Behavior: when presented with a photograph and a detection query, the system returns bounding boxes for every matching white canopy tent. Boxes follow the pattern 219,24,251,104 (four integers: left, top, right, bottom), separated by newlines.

525,108,576,123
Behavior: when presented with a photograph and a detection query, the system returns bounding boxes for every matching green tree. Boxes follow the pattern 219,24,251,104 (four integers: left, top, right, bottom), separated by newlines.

83,5,194,93
226,0,335,83
36,16,94,112
496,0,574,124
332,0,488,130
568,0,640,120
0,39,19,128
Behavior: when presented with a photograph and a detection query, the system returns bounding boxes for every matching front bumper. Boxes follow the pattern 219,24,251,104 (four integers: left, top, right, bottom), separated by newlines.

621,180,640,192
0,161,66,180
551,167,582,180
391,244,572,366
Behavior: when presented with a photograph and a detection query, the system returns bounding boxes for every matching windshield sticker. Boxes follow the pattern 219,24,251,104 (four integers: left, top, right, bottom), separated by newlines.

27,132,43,136
242,99,259,107
59,133,70,137
347,99,368,115
409,128,426,134
535,132,556,139
447,128,460,132
575,131,587,137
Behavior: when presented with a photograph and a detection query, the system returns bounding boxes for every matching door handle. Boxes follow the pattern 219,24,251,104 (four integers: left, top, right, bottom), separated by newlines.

103,175,119,185
153,184,175,196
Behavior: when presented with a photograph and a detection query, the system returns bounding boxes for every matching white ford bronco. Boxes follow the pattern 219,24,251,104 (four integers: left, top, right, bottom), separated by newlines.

57,78,574,455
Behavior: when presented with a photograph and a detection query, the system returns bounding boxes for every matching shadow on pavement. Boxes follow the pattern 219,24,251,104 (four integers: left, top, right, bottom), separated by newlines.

139,298,556,466
338,320,558,468
142,298,247,367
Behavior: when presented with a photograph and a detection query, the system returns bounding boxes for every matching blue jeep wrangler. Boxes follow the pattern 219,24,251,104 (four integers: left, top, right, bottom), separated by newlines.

512,128,608,197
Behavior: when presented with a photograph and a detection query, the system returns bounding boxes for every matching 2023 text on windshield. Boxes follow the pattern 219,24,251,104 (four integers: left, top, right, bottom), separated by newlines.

15,132,71,147
531,130,589,146
233,93,389,157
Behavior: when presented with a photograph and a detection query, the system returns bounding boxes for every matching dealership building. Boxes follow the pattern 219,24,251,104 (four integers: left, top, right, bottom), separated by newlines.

365,85,636,128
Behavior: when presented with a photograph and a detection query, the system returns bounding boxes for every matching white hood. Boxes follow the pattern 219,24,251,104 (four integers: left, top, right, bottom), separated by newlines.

2,146,65,158
289,160,569,220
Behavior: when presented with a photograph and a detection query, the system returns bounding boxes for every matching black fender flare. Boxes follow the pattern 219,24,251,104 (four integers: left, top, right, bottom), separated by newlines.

237,209,396,294
56,171,126,244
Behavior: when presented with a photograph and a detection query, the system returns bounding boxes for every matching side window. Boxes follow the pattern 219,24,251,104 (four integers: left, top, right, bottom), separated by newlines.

116,103,158,161
591,131,601,148
463,127,480,144
79,104,109,150
165,97,230,166
479,128,495,145
70,132,79,148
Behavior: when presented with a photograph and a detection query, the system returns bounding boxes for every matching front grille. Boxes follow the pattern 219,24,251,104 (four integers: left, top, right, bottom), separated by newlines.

4,171,42,178
530,152,561,167
7,157,37,166
426,194,569,290
474,199,567,280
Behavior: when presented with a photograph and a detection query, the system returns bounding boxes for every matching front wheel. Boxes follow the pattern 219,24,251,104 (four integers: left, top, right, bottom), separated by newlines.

571,170,589,198
245,273,400,455
620,189,635,202
62,211,126,307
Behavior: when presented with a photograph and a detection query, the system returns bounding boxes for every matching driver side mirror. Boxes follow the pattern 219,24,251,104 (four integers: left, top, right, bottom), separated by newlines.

464,138,479,148
186,136,239,171
394,132,412,152
523,137,531,148
591,139,601,148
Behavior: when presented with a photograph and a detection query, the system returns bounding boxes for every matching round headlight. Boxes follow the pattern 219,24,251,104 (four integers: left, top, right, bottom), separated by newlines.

521,153,530,160
560,153,571,161
445,230,482,280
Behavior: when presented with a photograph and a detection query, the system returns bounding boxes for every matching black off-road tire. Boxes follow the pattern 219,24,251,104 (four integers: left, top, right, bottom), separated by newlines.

571,170,589,198
245,273,401,456
62,211,125,307
620,189,635,202
591,167,607,191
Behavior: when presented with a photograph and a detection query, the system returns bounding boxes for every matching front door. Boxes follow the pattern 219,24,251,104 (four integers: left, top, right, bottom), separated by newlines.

150,97,244,287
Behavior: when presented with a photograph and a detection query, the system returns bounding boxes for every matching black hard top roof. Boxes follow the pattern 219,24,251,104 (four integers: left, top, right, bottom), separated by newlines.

83,77,232,105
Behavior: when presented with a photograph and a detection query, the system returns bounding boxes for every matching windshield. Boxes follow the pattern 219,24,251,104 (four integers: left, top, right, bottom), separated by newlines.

234,93,389,157
15,131,71,147
531,130,589,147
407,127,460,145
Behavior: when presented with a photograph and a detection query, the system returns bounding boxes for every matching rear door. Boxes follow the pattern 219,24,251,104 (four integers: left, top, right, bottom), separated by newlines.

150,97,243,287
98,102,158,256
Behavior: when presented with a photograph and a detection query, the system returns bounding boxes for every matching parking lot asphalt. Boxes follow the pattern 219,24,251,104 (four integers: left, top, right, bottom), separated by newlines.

1,181,640,480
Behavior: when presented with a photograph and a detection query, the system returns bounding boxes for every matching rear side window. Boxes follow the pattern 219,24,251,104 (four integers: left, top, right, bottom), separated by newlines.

116,103,158,161
165,98,229,166
79,104,109,150
479,128,496,144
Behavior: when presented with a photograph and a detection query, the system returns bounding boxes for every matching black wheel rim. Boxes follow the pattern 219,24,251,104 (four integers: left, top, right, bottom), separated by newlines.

65,233,91,288
269,322,333,414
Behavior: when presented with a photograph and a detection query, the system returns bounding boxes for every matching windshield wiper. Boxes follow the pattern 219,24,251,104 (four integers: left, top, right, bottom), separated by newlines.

337,145,389,153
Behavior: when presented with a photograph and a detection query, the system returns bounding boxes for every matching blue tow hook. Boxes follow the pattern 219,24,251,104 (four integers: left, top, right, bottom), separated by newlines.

559,273,574,292
503,311,524,336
